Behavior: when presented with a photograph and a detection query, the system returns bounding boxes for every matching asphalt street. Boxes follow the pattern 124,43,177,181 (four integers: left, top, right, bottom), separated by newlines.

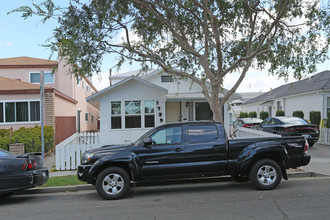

1,177,330,220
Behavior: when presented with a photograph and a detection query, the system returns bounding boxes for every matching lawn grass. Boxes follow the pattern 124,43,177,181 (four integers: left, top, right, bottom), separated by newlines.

42,175,86,187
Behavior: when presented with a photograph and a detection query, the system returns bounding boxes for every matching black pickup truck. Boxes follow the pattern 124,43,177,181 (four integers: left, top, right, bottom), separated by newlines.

78,122,311,200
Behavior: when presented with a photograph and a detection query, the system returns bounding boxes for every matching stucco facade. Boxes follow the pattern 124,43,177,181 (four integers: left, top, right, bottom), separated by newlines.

0,56,100,144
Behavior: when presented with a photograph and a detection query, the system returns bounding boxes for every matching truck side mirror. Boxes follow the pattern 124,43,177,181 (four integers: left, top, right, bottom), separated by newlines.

143,138,153,147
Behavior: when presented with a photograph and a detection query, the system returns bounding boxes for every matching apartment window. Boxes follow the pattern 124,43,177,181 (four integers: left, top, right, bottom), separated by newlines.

161,75,173,82
2,101,40,123
144,100,155,128
30,72,54,83
111,101,121,129
125,101,141,128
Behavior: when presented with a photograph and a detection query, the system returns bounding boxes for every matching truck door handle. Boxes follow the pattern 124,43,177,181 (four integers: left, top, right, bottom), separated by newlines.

175,148,183,152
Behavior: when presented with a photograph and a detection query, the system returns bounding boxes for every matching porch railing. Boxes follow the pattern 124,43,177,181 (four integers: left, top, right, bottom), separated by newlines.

55,132,100,170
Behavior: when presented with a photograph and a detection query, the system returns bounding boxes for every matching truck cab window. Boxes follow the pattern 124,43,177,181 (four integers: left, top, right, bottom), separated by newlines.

188,125,218,143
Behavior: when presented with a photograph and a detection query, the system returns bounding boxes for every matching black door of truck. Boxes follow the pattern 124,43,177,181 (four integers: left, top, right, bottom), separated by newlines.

184,124,228,174
137,125,186,177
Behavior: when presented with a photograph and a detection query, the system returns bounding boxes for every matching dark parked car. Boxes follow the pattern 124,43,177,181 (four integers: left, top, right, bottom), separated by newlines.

0,149,49,197
232,118,263,128
78,121,310,200
259,117,319,146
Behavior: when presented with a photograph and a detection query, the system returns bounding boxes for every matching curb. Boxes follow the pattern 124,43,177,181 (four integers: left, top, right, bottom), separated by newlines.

15,171,323,195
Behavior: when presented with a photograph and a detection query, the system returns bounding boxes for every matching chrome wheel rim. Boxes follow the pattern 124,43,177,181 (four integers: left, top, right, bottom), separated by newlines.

257,165,277,185
102,173,124,195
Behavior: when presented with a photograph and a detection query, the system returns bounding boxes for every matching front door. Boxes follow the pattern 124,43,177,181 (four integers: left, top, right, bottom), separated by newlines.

166,102,181,123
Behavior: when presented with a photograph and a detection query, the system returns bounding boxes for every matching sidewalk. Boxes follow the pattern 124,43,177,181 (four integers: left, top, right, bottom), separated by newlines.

300,142,330,176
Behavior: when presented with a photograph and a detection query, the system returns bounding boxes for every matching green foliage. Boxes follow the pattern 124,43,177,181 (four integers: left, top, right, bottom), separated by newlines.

293,110,304,118
327,112,330,128
0,129,11,151
240,112,248,118
260,111,269,120
248,111,257,118
276,110,285,116
0,126,54,153
10,0,329,122
42,175,85,187
310,111,321,126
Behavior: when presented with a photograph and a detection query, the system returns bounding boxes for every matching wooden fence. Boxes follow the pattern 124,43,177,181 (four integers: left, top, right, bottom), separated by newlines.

318,128,330,145
55,132,100,170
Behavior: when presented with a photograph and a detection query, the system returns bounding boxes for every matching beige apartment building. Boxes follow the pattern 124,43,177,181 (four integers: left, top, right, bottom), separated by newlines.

0,56,99,144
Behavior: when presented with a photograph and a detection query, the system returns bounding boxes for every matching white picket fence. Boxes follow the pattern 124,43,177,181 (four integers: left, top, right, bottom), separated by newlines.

55,132,101,170
318,128,330,145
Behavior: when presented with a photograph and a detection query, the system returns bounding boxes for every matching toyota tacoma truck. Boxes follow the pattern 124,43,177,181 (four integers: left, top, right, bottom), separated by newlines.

78,122,311,200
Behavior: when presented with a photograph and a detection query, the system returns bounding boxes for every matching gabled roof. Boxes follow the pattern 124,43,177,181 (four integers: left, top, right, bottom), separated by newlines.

87,76,168,102
243,70,330,105
0,56,58,68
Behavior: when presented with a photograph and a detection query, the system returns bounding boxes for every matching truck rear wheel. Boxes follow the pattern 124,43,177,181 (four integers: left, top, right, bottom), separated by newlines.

249,159,282,190
96,167,130,200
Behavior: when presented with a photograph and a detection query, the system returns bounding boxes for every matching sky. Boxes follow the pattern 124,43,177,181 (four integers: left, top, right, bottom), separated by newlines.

0,1,329,93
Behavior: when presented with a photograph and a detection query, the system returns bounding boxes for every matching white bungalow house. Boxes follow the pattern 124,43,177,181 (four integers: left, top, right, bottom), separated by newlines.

241,70,330,121
87,69,241,144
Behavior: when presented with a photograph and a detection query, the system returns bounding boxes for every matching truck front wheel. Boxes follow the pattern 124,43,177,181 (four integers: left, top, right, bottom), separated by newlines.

249,159,282,190
96,167,130,200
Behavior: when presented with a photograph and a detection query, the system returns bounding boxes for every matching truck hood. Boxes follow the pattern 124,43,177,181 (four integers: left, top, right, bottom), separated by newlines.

89,144,135,155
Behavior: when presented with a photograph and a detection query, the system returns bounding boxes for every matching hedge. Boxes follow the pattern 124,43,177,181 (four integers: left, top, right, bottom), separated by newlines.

276,110,285,116
0,126,54,153
239,112,248,118
293,110,304,118
260,111,269,120
310,111,321,126
248,111,257,118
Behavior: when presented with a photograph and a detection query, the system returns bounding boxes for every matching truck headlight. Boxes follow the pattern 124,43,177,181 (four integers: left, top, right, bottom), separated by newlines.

81,152,94,164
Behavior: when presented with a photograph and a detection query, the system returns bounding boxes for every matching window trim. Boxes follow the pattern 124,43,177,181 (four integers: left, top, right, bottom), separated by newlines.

0,99,41,124
29,72,55,84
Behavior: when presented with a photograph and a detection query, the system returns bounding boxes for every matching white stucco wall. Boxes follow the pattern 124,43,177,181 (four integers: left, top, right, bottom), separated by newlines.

98,79,167,144
284,92,322,120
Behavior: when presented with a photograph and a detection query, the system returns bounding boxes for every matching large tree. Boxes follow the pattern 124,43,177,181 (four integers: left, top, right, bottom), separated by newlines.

12,0,329,122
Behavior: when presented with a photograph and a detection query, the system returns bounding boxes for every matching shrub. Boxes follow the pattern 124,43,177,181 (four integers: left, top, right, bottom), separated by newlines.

0,129,11,151
293,110,304,118
239,112,248,118
310,111,321,126
276,110,285,116
248,111,257,118
260,111,269,120
0,126,55,153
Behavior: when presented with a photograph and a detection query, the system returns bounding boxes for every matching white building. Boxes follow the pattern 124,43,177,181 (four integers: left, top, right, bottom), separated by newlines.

87,69,241,144
241,70,330,120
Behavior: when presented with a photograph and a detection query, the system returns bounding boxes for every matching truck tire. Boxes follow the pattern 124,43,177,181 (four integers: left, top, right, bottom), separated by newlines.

249,159,282,190
96,167,130,200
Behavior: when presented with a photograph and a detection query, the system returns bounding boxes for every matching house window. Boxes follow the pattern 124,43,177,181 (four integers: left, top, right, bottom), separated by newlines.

2,101,40,123
195,102,213,121
327,97,330,114
0,103,3,123
161,75,173,82
86,85,90,93
30,101,40,121
30,72,54,83
144,100,155,128
111,101,121,129
85,113,88,122
125,101,141,128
